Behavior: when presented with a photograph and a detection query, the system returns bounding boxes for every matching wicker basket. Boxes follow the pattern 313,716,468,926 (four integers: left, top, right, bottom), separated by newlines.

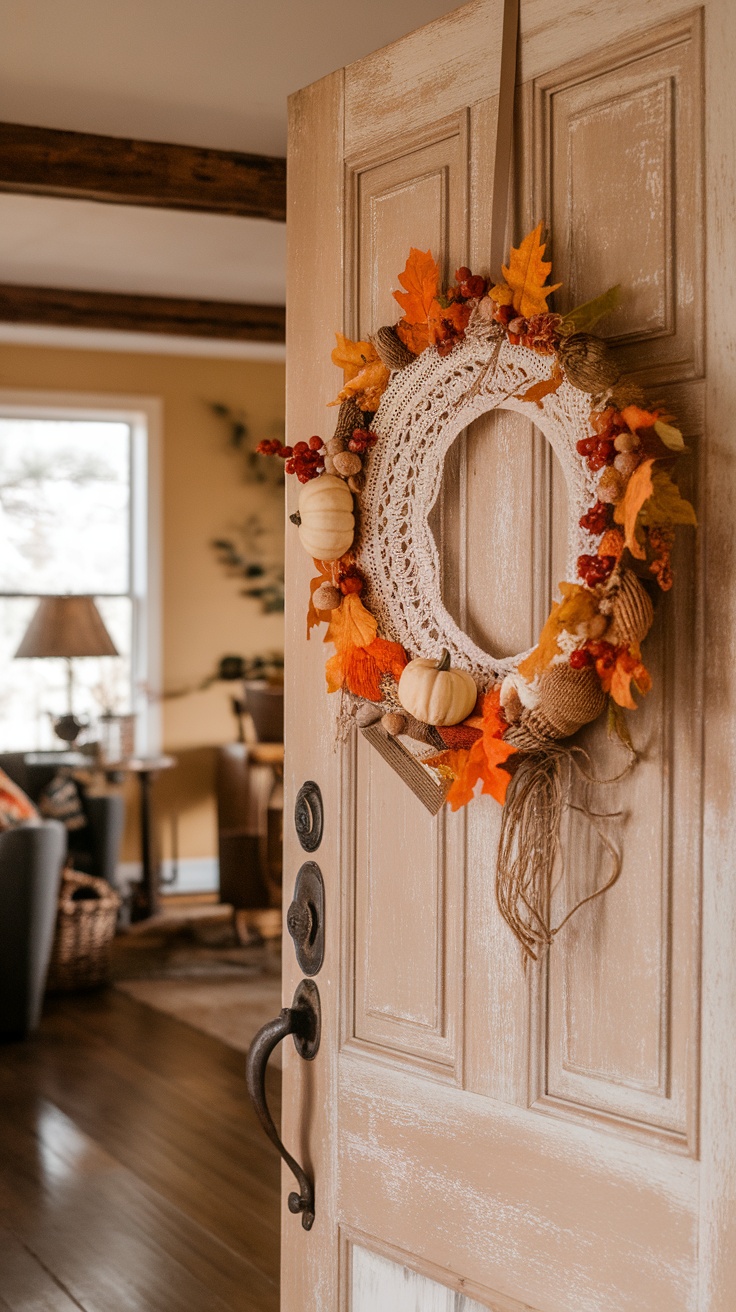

46,870,121,992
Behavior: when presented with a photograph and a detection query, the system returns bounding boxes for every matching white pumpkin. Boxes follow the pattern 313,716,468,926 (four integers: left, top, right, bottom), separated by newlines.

294,474,354,561
398,649,477,726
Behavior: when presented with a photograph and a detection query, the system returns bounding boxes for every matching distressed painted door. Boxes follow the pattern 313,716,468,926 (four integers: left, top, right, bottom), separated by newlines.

282,1,736,1308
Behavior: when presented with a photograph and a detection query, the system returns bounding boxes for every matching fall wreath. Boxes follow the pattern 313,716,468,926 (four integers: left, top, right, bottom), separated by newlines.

260,225,696,956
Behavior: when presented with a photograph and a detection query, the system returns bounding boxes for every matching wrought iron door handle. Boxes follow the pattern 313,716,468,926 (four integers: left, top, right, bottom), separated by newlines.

246,979,321,1230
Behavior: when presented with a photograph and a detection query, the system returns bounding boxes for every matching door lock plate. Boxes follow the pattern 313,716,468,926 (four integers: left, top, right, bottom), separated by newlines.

287,861,325,976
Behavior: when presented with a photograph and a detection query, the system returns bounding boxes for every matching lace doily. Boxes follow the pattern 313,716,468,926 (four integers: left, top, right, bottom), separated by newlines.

359,321,601,689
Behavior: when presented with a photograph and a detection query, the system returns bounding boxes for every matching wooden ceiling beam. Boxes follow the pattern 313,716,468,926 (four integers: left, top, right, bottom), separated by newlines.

0,121,286,221
0,283,285,342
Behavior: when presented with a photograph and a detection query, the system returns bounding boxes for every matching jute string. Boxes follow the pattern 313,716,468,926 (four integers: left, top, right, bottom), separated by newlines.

496,742,635,960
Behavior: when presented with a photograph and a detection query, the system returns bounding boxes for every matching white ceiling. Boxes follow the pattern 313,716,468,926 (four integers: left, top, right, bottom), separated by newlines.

0,0,468,156
0,193,287,302
0,0,468,352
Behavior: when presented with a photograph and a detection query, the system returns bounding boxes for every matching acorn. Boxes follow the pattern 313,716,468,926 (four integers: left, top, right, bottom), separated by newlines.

323,455,337,476
348,472,365,494
613,431,639,454
326,435,347,455
614,451,640,479
597,467,625,504
355,702,382,727
369,325,415,371
381,712,407,736
312,582,341,611
558,333,620,393
333,450,363,478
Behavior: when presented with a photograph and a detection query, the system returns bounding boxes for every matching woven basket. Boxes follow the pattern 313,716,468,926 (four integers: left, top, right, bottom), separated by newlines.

46,870,121,992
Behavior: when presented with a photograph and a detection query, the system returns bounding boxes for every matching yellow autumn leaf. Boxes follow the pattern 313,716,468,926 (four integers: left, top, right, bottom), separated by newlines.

517,583,598,681
329,333,390,411
331,333,375,382
490,222,562,318
325,592,377,651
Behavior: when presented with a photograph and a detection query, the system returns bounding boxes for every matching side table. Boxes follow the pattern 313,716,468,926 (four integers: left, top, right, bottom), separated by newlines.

116,755,177,921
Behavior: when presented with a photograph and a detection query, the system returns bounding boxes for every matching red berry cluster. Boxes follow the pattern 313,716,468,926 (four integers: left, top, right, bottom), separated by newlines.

337,563,364,595
490,303,561,354
576,434,615,472
256,435,325,483
579,499,610,535
347,427,378,455
453,266,487,300
569,648,594,670
577,553,616,587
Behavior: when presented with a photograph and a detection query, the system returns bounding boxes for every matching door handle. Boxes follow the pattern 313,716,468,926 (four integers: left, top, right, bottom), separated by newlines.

246,978,321,1230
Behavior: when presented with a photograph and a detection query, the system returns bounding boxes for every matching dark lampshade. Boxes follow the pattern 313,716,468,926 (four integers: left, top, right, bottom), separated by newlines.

14,596,119,660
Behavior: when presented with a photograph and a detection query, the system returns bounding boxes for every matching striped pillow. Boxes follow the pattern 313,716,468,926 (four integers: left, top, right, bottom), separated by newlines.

0,767,38,830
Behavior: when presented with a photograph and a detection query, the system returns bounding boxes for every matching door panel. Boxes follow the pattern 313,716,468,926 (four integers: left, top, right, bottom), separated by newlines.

283,2,736,1309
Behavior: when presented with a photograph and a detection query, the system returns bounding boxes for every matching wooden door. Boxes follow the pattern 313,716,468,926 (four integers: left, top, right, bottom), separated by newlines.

281,2,736,1308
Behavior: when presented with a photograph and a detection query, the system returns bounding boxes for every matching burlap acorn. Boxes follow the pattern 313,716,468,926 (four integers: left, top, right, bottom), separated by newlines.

606,569,654,647
558,332,620,394
369,325,416,372
505,664,606,748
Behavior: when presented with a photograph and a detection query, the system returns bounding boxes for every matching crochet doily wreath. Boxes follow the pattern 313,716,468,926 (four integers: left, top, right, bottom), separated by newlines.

263,230,696,957
361,326,592,684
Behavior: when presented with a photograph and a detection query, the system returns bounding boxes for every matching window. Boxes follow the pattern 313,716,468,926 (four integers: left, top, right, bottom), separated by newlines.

0,395,160,753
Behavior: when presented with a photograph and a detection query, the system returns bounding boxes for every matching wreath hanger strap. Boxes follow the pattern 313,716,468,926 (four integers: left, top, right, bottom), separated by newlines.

489,0,520,281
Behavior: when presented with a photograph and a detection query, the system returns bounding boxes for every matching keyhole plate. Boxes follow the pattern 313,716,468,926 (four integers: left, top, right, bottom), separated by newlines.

287,862,325,976
295,780,323,852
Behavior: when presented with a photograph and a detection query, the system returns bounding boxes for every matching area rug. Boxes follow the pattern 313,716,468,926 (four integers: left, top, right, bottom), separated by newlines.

111,908,283,1061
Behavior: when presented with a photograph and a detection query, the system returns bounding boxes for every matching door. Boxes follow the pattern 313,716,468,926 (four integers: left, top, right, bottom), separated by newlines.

280,1,736,1308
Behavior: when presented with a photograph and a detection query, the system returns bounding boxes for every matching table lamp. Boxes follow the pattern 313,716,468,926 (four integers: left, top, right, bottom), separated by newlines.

14,595,119,745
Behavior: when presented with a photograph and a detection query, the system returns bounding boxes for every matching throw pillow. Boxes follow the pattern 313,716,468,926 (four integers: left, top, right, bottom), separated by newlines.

38,772,88,831
0,767,39,829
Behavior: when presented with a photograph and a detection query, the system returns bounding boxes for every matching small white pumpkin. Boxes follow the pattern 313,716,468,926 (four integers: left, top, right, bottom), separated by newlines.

293,474,354,561
397,649,477,726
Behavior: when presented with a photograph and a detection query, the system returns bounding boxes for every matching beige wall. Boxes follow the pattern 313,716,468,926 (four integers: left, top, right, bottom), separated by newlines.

0,342,285,865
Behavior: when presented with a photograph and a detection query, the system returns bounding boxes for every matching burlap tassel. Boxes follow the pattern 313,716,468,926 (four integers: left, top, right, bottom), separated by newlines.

496,750,563,959
369,325,416,372
496,741,629,960
606,570,654,647
558,332,620,394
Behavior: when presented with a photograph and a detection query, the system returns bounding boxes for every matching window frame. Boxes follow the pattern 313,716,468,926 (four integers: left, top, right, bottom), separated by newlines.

0,388,162,755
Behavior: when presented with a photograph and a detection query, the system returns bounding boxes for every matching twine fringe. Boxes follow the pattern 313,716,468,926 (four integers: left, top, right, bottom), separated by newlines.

496,741,635,960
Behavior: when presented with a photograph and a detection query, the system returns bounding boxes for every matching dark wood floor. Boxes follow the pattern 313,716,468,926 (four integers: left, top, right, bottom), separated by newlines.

0,989,280,1312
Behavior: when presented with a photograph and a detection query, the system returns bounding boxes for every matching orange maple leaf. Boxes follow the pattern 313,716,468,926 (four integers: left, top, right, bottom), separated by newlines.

595,644,652,710
324,593,406,699
307,559,333,640
426,688,516,810
516,361,564,408
393,248,440,325
490,222,562,318
329,333,390,411
517,583,598,681
614,458,655,560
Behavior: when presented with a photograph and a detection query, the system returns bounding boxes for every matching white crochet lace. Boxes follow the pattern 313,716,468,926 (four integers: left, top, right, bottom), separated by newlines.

359,320,600,690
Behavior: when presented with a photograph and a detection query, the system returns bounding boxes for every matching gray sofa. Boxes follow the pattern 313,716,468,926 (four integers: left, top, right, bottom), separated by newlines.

0,753,125,1040
0,819,66,1040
